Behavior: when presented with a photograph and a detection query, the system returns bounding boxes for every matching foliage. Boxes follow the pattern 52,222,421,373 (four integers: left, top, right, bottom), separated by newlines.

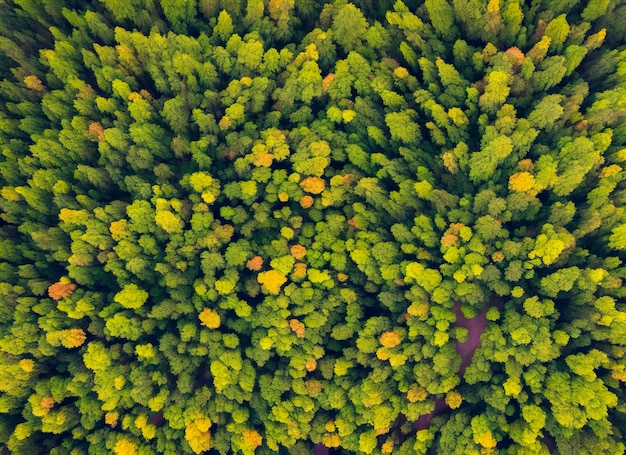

1,0,626,454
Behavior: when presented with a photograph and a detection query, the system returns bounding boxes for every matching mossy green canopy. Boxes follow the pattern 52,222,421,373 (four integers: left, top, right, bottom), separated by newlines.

1,1,626,453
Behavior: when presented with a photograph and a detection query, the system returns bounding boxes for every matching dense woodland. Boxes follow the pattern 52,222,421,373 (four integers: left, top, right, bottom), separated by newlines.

1,0,626,453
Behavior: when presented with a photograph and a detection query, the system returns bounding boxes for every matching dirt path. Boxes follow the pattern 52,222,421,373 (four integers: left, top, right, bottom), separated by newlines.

413,300,500,430
317,300,501,449
453,301,489,376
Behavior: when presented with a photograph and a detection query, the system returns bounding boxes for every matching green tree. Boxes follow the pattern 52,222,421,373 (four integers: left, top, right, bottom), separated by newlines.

425,0,458,41
332,4,369,53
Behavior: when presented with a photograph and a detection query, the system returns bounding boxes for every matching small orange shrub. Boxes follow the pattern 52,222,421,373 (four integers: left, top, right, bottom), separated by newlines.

246,256,264,271
48,281,77,300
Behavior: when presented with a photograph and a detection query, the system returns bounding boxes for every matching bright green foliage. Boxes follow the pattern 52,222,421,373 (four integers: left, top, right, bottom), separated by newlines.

332,3,369,53
114,284,149,309
1,1,626,454
478,70,510,114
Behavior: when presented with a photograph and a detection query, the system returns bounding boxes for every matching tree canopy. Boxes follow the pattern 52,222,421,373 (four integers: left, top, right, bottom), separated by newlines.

1,0,626,454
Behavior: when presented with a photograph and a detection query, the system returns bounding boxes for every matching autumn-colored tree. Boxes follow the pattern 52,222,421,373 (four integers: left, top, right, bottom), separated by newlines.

199,308,221,329
48,280,77,300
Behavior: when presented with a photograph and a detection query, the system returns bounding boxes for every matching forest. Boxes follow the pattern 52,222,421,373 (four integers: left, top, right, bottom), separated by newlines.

1,0,626,453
